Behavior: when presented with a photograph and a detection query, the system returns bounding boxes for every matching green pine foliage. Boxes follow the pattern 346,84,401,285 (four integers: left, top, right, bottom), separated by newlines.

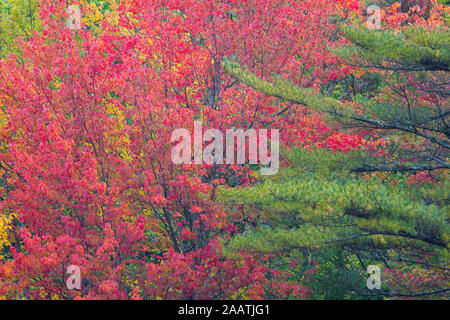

221,23,449,298
219,147,449,252
223,25,450,172
337,25,449,71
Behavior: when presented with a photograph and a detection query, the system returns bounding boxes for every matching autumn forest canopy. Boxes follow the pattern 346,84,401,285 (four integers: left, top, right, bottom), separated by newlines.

0,0,448,300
